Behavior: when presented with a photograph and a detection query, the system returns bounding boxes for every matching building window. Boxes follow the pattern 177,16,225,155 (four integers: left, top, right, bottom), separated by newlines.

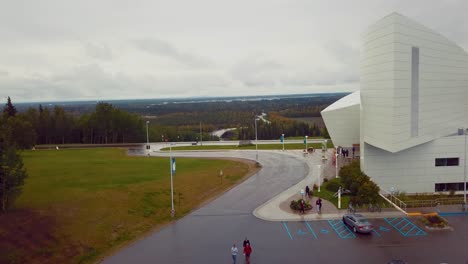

435,182,467,192
435,158,459,166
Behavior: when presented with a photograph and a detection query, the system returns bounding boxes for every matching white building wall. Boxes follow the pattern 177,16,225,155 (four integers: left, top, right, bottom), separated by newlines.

361,13,468,154
363,135,468,193
321,104,360,147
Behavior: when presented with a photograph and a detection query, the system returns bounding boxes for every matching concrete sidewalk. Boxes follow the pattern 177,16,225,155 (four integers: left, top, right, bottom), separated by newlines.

254,149,405,221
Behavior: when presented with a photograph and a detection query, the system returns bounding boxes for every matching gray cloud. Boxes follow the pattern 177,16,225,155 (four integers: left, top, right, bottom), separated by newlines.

0,0,466,102
85,43,113,60
134,38,213,68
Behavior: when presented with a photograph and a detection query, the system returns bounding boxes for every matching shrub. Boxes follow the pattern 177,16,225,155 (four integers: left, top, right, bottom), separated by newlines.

289,199,312,211
313,184,318,190
421,214,448,228
323,178,329,183
357,181,380,204
325,178,341,192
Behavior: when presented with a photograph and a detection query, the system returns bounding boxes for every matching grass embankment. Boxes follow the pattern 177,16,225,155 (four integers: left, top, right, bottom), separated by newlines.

313,182,351,209
0,148,256,264
163,141,334,151
313,181,390,210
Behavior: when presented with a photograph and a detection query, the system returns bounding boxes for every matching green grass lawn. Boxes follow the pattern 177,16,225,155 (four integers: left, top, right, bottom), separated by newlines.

1,148,256,264
163,141,334,151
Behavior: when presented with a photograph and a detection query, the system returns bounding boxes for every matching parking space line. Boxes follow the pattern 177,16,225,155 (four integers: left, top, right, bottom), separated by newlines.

305,222,318,239
282,221,293,240
327,219,356,239
384,217,427,237
372,229,381,237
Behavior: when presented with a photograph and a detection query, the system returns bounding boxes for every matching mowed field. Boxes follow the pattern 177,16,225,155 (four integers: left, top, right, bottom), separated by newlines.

0,148,257,264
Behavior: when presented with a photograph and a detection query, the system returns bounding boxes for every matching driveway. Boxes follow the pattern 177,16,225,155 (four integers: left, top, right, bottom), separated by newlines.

103,150,310,263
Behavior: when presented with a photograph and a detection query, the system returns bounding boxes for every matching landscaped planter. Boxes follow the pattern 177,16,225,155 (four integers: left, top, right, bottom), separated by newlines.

420,214,452,231
290,199,312,212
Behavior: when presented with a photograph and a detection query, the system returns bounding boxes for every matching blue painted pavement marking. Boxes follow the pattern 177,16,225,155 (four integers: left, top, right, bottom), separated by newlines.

384,217,427,237
320,228,330,234
372,229,381,237
305,222,318,239
297,229,306,236
379,226,390,232
327,219,356,239
282,221,293,240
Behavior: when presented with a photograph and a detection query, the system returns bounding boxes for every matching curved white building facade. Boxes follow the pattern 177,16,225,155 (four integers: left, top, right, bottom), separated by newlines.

322,13,468,193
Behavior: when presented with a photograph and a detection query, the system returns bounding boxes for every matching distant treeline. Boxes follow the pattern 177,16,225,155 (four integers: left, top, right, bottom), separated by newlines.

4,101,145,148
5,94,342,148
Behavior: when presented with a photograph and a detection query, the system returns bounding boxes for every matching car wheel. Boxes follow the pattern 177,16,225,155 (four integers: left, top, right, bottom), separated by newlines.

342,217,346,225
353,226,357,233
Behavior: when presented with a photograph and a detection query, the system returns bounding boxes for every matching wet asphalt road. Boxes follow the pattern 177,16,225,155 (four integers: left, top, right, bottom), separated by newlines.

103,151,468,264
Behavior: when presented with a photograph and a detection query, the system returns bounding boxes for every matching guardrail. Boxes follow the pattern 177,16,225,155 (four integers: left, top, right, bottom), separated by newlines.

404,197,464,208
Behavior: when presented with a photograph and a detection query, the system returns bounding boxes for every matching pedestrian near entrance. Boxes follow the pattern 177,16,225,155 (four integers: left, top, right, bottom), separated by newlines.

300,199,305,214
305,185,310,198
316,198,322,213
231,244,238,264
352,146,355,158
243,237,250,249
243,242,252,263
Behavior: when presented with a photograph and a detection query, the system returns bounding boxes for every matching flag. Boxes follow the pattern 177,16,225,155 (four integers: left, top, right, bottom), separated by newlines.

171,157,176,174
280,134,284,143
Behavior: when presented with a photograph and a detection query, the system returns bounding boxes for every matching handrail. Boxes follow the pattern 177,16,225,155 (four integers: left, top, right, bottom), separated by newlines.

379,189,407,212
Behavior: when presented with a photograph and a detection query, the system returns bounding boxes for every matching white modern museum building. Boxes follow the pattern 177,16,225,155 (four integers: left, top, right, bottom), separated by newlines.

321,13,468,194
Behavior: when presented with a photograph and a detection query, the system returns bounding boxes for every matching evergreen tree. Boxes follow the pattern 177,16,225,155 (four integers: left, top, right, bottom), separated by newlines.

3,96,17,117
0,121,28,212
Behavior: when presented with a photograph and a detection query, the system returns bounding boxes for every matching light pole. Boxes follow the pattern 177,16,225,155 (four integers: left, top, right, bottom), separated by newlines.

317,164,321,192
255,118,259,162
146,121,150,145
282,133,285,151
305,135,308,153
335,146,338,178
464,128,467,205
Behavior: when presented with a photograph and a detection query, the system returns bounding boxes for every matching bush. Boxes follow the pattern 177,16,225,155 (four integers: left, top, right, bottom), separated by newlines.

290,199,312,211
421,214,448,228
323,178,329,183
357,181,380,204
325,178,341,192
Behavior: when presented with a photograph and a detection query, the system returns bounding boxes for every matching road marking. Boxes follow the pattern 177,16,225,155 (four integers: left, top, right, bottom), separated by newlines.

327,219,356,239
384,217,427,237
320,228,330,234
282,221,293,240
372,229,381,237
379,226,390,232
305,222,318,239
297,229,307,236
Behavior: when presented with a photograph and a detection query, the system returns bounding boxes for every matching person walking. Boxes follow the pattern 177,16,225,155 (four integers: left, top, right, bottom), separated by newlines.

231,244,238,264
243,237,250,249
244,242,252,263
305,185,310,199
318,198,323,213
300,199,305,214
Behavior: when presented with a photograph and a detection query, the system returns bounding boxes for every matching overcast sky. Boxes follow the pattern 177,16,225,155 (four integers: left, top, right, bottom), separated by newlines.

0,0,467,102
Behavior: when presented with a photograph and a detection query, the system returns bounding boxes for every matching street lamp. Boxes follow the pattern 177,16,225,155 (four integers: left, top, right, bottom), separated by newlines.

146,121,150,144
282,133,285,151
255,118,259,161
464,128,467,205
305,135,308,153
335,146,338,178
317,165,321,192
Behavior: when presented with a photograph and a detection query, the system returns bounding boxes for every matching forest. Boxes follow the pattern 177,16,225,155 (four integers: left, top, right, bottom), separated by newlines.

6,93,346,148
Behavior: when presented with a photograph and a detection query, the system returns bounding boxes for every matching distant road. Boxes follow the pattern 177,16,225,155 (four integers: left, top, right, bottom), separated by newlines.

156,139,326,148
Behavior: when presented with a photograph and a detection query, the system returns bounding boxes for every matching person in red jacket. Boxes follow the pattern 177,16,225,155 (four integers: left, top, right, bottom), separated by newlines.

243,242,252,263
